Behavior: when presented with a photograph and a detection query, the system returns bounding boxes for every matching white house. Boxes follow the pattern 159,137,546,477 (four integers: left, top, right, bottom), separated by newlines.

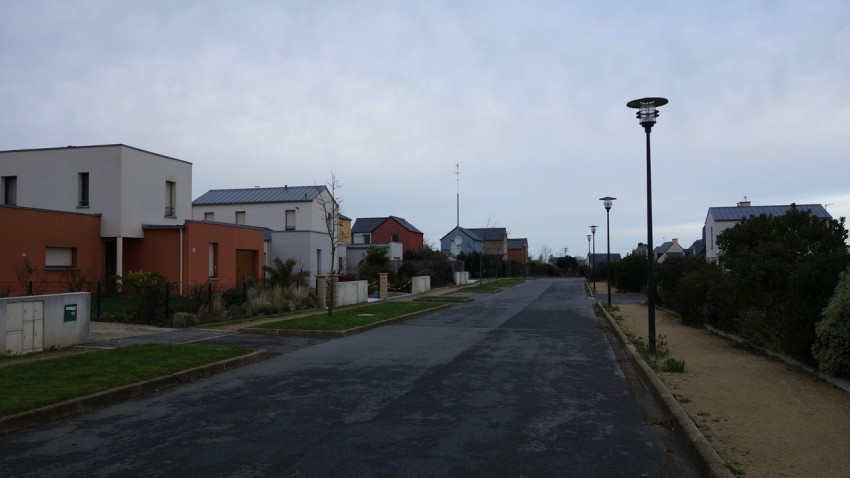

704,200,832,262
0,144,192,278
192,186,340,280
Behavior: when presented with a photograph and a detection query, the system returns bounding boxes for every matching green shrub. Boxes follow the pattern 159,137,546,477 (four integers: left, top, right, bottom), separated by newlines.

661,357,686,373
813,267,850,378
120,271,168,322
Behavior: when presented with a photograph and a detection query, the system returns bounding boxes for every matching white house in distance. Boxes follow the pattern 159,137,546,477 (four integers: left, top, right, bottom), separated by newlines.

0,144,191,278
703,200,832,262
192,186,339,280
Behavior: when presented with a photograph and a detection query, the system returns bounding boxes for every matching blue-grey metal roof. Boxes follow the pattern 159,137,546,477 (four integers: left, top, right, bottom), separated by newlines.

193,186,326,205
708,204,831,221
440,226,483,242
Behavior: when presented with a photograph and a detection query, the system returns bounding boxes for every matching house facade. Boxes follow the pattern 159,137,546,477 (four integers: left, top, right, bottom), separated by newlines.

653,238,684,263
1,145,192,279
351,216,424,253
704,201,832,262
440,227,484,257
1,145,264,294
192,186,339,279
507,238,529,263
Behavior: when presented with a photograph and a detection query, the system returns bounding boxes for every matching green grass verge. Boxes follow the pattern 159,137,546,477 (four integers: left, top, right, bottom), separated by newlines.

0,344,250,417
459,277,524,293
255,301,443,331
414,296,472,303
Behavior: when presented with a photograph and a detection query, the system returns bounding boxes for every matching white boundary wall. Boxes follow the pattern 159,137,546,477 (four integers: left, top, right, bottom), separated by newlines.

336,280,368,306
412,276,431,294
1,292,90,355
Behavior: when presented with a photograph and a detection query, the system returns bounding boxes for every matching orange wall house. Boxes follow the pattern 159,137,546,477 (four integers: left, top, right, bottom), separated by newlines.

0,205,104,294
125,220,265,290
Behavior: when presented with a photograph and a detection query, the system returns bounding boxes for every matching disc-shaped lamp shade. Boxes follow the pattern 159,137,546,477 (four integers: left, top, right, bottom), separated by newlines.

626,97,668,127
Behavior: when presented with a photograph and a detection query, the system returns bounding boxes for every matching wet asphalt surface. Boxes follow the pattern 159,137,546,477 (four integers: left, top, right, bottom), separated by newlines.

0,279,695,477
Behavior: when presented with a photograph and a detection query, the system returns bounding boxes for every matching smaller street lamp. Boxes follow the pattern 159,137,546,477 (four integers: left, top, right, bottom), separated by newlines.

590,225,598,294
586,234,591,284
600,196,616,306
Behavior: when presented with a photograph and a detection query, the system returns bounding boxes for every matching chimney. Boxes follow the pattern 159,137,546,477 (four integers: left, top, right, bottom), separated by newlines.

672,238,679,245
737,196,751,207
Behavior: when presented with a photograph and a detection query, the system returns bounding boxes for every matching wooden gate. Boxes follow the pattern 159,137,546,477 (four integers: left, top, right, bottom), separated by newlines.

235,249,258,286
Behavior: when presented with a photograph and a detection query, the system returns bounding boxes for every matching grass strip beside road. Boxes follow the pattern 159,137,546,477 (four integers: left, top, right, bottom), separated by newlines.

0,344,251,417
255,301,444,331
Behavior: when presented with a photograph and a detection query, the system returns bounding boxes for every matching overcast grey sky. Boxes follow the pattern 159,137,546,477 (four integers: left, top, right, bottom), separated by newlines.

2,1,848,258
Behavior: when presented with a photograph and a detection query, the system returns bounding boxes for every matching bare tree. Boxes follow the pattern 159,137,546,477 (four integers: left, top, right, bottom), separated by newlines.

316,173,345,316
538,244,553,264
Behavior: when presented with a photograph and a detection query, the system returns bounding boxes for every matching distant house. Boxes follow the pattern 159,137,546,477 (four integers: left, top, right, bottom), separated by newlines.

441,226,508,260
704,200,832,262
192,186,339,280
653,238,684,263
440,227,484,257
586,253,623,271
338,214,352,245
684,239,705,257
351,216,424,253
507,238,529,263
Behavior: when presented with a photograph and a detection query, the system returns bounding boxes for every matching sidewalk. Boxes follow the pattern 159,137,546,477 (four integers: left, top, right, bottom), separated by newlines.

614,303,850,478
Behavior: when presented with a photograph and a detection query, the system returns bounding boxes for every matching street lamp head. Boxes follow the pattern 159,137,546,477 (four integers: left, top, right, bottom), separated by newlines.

600,196,616,211
587,234,591,242
627,97,668,131
590,225,598,234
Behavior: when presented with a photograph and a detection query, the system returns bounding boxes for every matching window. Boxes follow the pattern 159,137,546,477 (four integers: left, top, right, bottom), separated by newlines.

285,209,296,230
316,249,322,275
2,176,17,206
391,234,399,242
204,212,214,221
78,173,89,207
363,233,371,244
165,181,176,217
45,247,76,269
208,243,219,278
235,211,246,225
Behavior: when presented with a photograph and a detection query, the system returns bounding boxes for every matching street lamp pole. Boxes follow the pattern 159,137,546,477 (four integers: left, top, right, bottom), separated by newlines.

590,225,598,295
586,234,591,284
600,196,616,307
627,97,667,353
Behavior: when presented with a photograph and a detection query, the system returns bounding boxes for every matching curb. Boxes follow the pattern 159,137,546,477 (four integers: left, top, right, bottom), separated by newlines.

0,349,271,436
240,304,452,338
598,304,734,478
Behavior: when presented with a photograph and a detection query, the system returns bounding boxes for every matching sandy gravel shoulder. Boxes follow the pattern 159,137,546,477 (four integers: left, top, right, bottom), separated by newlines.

615,303,850,478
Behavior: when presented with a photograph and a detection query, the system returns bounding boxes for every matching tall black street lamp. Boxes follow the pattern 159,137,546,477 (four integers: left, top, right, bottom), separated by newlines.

627,97,668,353
600,196,616,306
586,234,591,284
590,225,598,294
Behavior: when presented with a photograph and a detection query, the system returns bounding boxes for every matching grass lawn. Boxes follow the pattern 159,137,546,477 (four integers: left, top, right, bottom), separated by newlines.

255,301,443,331
414,296,472,303
461,277,524,293
0,344,251,417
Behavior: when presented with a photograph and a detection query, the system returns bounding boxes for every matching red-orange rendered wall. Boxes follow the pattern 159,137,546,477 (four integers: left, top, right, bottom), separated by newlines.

124,221,264,290
0,206,104,292
372,219,424,253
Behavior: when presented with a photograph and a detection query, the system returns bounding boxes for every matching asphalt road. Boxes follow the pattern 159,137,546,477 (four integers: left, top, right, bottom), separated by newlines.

0,278,695,477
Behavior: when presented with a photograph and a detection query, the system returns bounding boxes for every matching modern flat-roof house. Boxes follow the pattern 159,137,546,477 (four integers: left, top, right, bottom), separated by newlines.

704,200,832,262
1,145,264,293
192,186,339,280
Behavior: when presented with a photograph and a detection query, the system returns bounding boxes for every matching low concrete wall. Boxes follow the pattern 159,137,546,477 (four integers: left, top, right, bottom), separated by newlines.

1,292,90,355
336,280,368,306
454,271,470,286
412,276,431,294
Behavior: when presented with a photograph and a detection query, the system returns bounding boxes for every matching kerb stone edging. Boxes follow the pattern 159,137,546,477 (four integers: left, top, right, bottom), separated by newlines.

240,304,452,338
0,349,271,436
598,304,734,478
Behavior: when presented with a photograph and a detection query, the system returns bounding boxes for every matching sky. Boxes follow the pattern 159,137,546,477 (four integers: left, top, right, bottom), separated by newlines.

2,1,849,259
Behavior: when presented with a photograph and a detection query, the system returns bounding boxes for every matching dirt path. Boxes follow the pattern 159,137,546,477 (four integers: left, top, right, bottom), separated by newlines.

615,303,850,478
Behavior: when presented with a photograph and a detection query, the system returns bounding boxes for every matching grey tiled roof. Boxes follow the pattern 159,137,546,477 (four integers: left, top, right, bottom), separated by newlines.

351,216,423,234
708,204,831,221
193,186,326,205
466,227,508,241
508,238,528,249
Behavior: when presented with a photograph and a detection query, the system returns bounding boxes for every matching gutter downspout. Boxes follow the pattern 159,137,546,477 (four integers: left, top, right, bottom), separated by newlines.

179,227,184,295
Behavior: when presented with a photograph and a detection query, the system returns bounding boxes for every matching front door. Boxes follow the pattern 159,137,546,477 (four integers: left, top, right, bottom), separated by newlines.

235,250,258,286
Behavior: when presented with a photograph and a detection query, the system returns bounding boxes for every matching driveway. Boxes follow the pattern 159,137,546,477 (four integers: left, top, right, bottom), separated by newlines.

0,279,695,477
